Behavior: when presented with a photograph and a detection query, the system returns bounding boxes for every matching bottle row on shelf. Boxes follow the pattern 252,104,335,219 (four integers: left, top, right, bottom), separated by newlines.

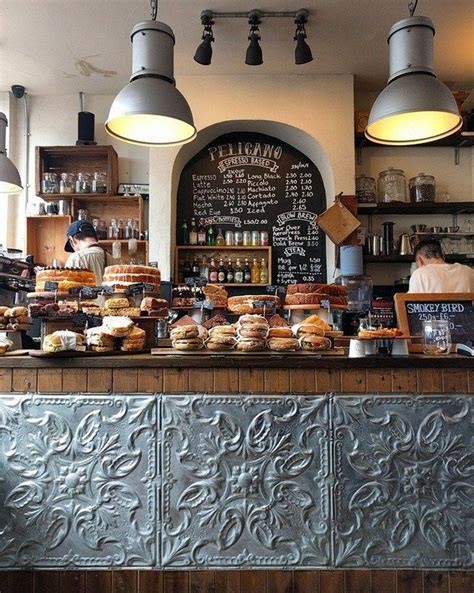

181,217,269,247
181,256,269,285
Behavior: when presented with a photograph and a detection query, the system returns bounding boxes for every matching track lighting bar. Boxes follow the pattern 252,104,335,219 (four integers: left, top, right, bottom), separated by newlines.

200,8,308,20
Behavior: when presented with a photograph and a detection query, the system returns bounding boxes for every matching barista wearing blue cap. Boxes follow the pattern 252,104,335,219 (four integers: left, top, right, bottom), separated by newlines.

64,220,110,284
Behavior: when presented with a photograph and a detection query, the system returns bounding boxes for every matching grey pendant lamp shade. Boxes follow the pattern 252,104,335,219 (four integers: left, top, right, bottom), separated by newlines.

366,16,462,145
0,113,22,194
106,21,196,146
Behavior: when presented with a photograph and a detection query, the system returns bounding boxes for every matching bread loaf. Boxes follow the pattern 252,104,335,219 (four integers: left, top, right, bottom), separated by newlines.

103,264,161,293
36,268,96,291
286,283,348,296
227,294,280,315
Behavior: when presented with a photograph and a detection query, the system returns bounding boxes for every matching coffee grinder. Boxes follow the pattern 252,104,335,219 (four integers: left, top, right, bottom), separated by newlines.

335,245,373,335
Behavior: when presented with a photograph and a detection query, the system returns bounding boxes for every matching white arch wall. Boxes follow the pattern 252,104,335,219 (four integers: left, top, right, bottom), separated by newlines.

149,73,355,281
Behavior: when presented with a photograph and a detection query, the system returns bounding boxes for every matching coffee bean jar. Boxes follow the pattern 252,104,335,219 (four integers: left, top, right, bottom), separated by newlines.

377,167,407,203
356,174,376,203
409,172,435,203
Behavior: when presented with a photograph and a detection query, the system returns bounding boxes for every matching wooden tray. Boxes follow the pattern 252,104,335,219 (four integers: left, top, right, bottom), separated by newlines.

1,349,30,356
29,349,149,358
152,347,345,356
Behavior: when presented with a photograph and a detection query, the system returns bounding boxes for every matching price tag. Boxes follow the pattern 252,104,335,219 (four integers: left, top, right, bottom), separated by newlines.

100,286,114,296
79,286,99,298
184,277,207,287
266,284,286,297
89,314,103,327
320,299,330,309
253,300,276,311
193,300,214,310
44,281,58,292
72,313,88,327
125,282,153,296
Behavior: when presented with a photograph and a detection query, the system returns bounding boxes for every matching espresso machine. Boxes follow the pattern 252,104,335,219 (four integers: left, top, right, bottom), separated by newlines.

335,245,373,335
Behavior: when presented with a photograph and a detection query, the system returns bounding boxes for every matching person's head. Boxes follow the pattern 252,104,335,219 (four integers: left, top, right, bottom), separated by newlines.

414,238,445,267
64,220,98,253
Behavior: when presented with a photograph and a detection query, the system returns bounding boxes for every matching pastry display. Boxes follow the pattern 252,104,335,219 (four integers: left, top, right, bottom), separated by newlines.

228,294,280,315
102,264,161,293
358,327,403,339
268,314,290,328
85,326,116,352
170,325,201,340
205,325,237,350
293,323,326,338
268,327,293,338
285,283,348,308
172,285,205,308
299,335,332,351
102,316,134,337
35,267,96,291
286,283,348,296
140,297,169,317
0,337,13,355
121,326,146,352
43,330,85,352
203,284,228,308
105,296,130,309
267,337,300,352
235,337,266,352
202,313,230,329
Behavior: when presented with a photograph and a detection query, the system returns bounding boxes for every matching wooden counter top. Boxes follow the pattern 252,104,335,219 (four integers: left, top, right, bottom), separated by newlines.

0,352,472,369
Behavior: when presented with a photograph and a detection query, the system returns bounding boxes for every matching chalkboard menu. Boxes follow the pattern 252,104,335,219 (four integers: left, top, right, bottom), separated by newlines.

394,293,474,344
177,132,327,285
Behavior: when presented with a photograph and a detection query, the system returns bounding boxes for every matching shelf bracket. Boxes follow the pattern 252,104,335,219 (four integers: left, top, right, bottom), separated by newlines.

356,146,363,166
454,147,460,166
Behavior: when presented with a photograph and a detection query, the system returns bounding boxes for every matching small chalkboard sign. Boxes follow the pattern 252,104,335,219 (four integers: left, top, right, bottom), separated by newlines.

125,283,154,296
394,292,474,345
44,281,58,292
193,300,214,310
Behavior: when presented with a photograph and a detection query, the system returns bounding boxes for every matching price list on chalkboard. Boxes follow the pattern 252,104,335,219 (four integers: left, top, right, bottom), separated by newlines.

177,132,327,285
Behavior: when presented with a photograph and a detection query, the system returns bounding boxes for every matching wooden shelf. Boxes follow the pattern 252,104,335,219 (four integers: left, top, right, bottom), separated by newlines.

364,254,472,263
357,202,474,215
177,245,270,250
99,239,148,244
355,129,474,148
40,194,141,203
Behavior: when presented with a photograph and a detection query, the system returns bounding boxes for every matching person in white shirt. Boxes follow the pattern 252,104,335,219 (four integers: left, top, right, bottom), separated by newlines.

64,220,109,285
409,238,474,293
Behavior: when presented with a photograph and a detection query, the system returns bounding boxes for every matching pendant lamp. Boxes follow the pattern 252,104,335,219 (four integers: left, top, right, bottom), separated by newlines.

0,113,22,194
106,8,196,147
366,15,462,145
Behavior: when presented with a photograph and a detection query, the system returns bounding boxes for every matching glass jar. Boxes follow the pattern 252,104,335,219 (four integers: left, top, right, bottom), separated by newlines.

77,208,89,221
355,174,376,203
59,172,75,194
92,171,107,193
97,219,108,240
75,172,91,193
42,172,59,194
377,167,406,203
409,172,435,203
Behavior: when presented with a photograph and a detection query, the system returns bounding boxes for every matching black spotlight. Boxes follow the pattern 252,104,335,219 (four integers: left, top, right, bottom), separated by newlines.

245,11,263,66
294,9,313,64
194,11,214,65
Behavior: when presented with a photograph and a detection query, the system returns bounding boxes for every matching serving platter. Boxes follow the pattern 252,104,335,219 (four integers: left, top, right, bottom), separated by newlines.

28,349,149,358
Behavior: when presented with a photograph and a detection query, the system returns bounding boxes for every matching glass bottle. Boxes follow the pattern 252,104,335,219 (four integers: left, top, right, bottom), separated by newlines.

97,220,108,240
200,256,209,281
206,224,216,246
189,217,198,245
234,258,243,283
112,239,122,261
216,228,225,246
133,219,140,239
259,258,268,284
197,218,207,246
226,258,234,283
191,256,200,278
124,218,134,239
117,219,124,240
108,218,117,239
209,258,218,283
217,258,226,283
183,258,192,281
181,220,189,245
251,258,260,284
243,258,252,283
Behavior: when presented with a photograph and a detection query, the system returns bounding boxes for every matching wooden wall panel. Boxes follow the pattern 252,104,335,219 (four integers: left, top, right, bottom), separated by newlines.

214,368,239,393
137,368,164,392
316,369,341,393
290,369,316,393
294,570,320,593
59,572,86,593
366,369,392,393
87,368,112,392
0,569,471,592
370,570,396,593
37,368,63,392
341,369,366,393
113,368,138,392
11,368,37,392
62,368,87,392
238,368,264,393
214,570,240,593
442,369,469,393
163,368,189,392
264,368,290,393
188,369,214,393
0,368,12,391
416,369,443,393
391,369,417,393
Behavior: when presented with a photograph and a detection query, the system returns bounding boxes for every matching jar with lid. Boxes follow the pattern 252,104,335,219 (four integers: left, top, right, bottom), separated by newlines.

409,172,435,203
59,172,75,194
97,219,108,240
75,172,91,193
91,171,107,193
355,174,376,203
42,172,59,194
377,167,406,203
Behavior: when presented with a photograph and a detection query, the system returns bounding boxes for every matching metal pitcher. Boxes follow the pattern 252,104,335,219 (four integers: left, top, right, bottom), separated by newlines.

398,233,413,255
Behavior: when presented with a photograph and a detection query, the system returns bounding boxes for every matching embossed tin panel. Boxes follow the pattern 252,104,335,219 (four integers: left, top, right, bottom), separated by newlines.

162,395,331,567
0,394,157,568
332,395,473,568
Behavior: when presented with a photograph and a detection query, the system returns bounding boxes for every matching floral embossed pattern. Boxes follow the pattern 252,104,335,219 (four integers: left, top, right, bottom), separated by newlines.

0,395,157,568
162,395,330,567
332,396,473,568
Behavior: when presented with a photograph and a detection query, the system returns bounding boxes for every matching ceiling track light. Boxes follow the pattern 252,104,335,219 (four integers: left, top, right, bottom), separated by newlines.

195,8,313,67
194,11,214,65
365,0,462,145
106,0,196,147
